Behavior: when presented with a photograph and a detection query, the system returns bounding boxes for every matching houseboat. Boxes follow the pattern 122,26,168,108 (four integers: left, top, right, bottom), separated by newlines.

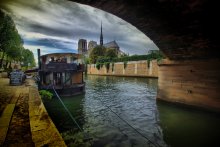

37,49,85,96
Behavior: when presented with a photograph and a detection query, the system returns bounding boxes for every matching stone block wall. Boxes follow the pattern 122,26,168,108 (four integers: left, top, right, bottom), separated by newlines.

157,59,220,112
87,60,158,77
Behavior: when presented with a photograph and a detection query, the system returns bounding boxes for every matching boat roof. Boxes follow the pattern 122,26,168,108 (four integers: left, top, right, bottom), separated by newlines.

40,52,79,57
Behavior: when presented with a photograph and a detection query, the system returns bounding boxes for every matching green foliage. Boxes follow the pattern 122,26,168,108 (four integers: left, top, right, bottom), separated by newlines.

112,62,114,72
84,57,90,64
105,48,117,59
89,45,119,66
94,51,164,70
0,10,22,51
95,51,164,64
89,45,106,63
21,48,36,68
0,9,28,68
123,61,127,69
39,90,53,100
113,52,164,62
96,56,111,63
96,62,101,70
104,62,110,72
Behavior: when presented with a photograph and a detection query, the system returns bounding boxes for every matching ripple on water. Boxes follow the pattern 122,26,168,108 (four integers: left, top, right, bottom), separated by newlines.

45,76,166,146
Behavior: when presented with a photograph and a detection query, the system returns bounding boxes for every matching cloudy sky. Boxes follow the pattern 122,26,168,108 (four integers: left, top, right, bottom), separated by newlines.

0,0,159,60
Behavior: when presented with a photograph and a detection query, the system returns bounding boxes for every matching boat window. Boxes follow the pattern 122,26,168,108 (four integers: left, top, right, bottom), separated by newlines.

50,57,54,62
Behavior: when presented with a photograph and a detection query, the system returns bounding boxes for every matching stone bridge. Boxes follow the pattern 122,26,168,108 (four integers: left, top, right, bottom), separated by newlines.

71,0,220,112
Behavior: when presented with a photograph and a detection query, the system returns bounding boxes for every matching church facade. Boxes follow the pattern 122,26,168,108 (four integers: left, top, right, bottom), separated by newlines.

78,39,87,55
78,22,125,57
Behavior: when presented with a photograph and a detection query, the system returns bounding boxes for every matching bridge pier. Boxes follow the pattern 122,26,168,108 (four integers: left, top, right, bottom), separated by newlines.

157,59,220,112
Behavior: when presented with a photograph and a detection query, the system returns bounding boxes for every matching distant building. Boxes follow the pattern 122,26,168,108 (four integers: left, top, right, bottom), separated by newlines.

148,50,160,54
88,41,97,55
99,22,123,57
81,22,125,57
104,40,124,56
78,39,87,55
100,22,103,46
104,40,119,50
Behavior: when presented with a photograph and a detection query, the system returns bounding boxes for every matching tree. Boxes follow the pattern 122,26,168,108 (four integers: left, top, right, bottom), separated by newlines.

89,45,106,63
0,9,23,68
105,48,117,59
21,48,36,69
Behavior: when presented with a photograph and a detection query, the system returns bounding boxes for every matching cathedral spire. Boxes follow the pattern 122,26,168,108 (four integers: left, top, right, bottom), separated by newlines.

100,21,103,46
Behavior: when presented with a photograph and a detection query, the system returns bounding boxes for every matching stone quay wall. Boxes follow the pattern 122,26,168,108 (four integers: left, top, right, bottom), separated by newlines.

87,60,158,78
157,59,220,112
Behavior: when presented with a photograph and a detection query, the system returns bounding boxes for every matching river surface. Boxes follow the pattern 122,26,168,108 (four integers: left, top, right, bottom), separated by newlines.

43,75,220,147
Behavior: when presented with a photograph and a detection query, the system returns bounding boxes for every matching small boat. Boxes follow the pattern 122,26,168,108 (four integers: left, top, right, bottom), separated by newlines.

37,49,85,96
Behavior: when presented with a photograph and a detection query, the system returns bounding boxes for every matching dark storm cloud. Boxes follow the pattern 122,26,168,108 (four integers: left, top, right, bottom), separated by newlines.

29,24,74,38
24,38,73,50
0,0,159,58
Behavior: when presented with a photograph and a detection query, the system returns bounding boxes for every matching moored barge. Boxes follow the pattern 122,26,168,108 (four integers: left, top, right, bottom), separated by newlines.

37,49,85,96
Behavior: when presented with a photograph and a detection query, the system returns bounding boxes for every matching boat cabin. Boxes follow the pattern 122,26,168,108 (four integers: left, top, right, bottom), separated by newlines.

38,51,85,96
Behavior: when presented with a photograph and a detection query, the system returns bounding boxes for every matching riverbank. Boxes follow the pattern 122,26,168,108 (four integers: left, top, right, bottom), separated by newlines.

0,77,66,146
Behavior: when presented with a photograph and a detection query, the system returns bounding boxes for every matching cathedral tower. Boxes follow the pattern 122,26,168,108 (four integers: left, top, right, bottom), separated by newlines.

100,22,103,46
78,39,87,55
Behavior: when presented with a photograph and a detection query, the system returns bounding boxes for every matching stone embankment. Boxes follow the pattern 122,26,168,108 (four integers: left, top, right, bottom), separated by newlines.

87,60,158,78
0,77,66,146
157,59,220,113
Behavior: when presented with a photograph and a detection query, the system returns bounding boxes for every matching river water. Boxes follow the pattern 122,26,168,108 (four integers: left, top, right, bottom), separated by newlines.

43,75,220,147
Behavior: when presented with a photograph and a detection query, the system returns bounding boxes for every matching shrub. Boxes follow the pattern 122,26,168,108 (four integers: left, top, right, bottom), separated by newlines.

96,63,101,70
105,62,110,72
93,51,164,70
123,61,127,69
39,90,53,100
112,62,114,72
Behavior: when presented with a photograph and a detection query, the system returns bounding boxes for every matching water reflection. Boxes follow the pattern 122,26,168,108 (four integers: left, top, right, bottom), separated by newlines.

157,101,220,147
44,75,165,146
43,95,86,132
43,75,220,147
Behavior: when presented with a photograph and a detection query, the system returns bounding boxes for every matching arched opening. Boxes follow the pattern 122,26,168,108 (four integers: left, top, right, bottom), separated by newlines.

1,0,220,146
72,0,220,113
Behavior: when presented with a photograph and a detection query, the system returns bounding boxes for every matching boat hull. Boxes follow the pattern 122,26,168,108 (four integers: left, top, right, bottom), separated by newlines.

39,83,85,96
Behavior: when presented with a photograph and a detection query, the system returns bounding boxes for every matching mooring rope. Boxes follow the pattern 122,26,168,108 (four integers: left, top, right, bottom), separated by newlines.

51,84,160,147
52,85,83,131
97,98,162,147
52,85,93,146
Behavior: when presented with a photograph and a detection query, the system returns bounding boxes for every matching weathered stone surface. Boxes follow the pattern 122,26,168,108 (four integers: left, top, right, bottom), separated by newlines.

0,104,15,145
29,87,66,147
0,78,66,146
157,59,220,112
87,60,158,77
0,127,8,145
1,104,15,116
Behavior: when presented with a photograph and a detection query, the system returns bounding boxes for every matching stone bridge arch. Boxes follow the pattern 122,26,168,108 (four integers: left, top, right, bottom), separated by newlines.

71,0,220,112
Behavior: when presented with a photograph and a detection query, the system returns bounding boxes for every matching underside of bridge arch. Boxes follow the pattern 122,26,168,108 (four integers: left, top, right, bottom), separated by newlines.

72,0,220,112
